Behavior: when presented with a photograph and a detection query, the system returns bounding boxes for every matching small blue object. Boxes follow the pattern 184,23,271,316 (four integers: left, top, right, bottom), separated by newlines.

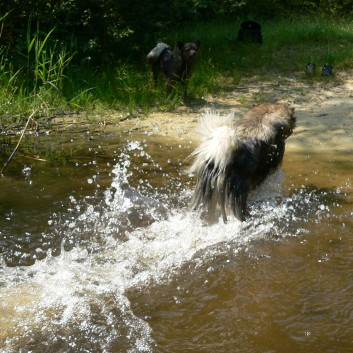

322,63,333,76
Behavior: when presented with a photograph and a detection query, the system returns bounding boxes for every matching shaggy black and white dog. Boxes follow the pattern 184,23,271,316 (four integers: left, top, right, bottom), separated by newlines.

187,103,296,223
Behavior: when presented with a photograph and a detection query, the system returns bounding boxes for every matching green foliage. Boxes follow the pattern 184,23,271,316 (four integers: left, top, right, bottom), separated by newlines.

59,16,353,117
1,0,352,65
23,26,76,95
240,0,353,17
1,1,353,126
0,22,75,122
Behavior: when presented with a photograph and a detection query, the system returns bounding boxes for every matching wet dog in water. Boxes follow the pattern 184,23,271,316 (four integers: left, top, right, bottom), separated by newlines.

186,103,296,223
147,40,200,97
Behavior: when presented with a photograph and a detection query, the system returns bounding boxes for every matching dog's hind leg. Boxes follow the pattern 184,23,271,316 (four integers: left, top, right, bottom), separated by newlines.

166,78,174,95
151,64,159,87
229,181,249,222
237,193,248,222
219,193,228,223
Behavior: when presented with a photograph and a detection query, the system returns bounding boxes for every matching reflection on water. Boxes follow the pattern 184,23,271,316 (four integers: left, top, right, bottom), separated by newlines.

0,130,352,353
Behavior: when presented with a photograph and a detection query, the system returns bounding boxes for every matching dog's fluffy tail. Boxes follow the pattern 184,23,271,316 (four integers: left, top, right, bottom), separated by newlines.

146,42,170,64
186,111,246,222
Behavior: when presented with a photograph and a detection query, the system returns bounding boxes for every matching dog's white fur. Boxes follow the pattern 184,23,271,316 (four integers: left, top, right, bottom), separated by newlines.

188,111,243,177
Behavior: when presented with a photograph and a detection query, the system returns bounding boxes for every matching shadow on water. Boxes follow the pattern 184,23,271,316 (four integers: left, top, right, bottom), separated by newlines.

0,128,352,352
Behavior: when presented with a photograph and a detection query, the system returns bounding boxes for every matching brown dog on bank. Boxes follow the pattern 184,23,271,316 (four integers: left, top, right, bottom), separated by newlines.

147,40,200,97
187,103,296,223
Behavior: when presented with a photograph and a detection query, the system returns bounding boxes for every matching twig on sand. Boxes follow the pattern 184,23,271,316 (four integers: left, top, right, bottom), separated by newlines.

1,111,37,176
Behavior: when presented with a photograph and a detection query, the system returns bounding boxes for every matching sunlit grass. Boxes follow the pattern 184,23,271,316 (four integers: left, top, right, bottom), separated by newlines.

0,23,75,124
1,16,353,126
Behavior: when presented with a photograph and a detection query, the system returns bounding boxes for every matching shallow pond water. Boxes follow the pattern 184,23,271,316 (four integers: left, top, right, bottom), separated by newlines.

0,127,352,353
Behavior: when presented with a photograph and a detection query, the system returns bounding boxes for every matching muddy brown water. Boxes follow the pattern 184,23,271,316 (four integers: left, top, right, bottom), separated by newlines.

0,124,352,353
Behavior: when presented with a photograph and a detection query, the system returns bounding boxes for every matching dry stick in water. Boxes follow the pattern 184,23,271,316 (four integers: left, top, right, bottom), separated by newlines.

1,111,37,175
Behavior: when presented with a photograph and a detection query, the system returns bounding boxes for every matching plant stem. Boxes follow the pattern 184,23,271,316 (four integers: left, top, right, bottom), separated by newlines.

1,110,37,175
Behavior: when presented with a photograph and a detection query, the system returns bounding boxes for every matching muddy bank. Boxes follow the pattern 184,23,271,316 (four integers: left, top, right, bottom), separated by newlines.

88,72,352,156
16,71,346,167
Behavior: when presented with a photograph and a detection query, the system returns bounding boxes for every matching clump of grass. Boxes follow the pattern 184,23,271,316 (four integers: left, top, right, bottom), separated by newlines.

25,27,75,96
262,17,353,72
0,22,75,125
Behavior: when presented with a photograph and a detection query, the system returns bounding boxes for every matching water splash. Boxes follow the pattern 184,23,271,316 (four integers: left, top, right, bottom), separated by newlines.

0,142,342,352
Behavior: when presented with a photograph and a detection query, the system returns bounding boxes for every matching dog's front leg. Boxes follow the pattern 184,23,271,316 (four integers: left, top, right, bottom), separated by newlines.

183,79,188,99
181,68,189,99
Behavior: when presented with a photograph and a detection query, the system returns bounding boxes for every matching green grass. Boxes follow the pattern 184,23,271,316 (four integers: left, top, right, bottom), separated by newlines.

183,17,353,80
1,16,353,126
0,23,75,125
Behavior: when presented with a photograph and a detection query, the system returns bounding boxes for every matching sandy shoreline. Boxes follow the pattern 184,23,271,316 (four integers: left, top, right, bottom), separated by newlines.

107,72,353,156
46,71,353,160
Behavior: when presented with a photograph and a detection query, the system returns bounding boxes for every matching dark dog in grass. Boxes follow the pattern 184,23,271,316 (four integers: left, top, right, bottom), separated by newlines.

238,20,263,44
147,40,200,97
186,103,296,223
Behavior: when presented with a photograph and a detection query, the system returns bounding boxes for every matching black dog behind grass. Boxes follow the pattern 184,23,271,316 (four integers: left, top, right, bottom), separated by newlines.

147,40,200,97
187,103,296,223
238,20,263,44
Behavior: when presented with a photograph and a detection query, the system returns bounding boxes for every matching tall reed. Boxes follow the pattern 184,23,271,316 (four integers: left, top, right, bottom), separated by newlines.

0,23,76,124
25,24,76,96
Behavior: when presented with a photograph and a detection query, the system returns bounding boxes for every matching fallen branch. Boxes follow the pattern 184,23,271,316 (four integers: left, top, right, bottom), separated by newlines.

23,155,48,162
1,111,37,176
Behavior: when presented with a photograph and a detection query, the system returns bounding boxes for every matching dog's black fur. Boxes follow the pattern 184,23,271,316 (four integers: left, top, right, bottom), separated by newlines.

238,20,263,44
187,103,296,223
147,40,200,97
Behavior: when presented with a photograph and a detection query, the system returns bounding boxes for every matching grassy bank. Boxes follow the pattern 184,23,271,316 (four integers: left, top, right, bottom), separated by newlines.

1,16,353,127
